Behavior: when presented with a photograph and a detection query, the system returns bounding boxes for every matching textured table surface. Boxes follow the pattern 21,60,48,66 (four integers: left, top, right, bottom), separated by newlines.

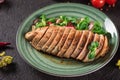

0,0,120,80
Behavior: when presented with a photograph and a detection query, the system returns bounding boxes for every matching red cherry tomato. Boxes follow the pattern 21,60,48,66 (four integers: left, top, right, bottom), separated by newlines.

91,0,105,8
0,0,5,4
106,0,116,5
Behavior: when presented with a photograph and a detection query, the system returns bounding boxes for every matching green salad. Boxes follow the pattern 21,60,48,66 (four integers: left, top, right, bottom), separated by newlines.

33,14,109,35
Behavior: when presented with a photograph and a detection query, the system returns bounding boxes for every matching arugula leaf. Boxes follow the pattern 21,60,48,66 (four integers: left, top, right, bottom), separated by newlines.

47,18,56,23
35,22,43,28
92,21,106,34
76,17,90,30
57,16,69,26
88,50,96,59
40,14,46,21
35,14,47,28
40,14,46,26
105,32,111,39
88,41,99,59
67,17,78,24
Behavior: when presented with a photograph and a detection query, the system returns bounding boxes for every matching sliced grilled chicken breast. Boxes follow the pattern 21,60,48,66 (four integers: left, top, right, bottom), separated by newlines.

35,26,54,50
96,36,109,58
42,27,59,52
25,26,109,62
64,30,82,58
77,31,94,60
71,30,88,58
83,34,100,62
46,27,65,54
51,28,71,55
31,27,48,48
57,29,76,57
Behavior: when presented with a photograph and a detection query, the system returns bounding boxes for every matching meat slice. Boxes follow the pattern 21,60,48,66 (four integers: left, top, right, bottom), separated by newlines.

31,27,48,48
71,30,88,58
96,36,109,58
25,31,37,41
35,26,54,50
46,27,65,54
64,30,82,58
95,35,104,56
83,34,100,62
57,28,76,57
42,27,59,52
51,28,71,55
77,31,94,60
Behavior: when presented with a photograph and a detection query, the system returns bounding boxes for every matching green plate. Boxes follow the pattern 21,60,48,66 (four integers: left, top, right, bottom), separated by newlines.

16,3,119,77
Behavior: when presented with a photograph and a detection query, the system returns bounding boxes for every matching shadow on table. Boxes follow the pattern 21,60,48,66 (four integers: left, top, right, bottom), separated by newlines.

0,63,17,74
32,68,89,80
0,0,12,10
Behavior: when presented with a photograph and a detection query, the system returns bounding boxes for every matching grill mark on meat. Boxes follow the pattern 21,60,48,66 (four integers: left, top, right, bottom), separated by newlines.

31,27,48,49
64,30,82,58
71,31,88,58
35,27,54,50
46,27,65,54
57,29,76,57
77,31,94,60
51,28,71,55
42,27,59,52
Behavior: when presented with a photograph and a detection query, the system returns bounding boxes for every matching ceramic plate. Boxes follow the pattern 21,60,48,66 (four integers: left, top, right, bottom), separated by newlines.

16,3,119,77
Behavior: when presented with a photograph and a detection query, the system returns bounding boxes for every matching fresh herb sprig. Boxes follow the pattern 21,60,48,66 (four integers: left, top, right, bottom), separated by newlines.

76,17,90,30
92,21,106,34
88,41,99,59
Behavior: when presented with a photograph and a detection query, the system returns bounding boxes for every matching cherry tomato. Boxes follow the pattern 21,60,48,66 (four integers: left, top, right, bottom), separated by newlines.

106,0,117,5
91,0,105,8
47,21,52,25
0,0,5,4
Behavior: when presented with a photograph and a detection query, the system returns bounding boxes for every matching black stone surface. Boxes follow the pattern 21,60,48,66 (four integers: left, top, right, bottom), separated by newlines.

0,0,120,80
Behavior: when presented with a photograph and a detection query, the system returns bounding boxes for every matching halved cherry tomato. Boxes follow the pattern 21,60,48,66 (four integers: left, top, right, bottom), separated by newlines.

47,21,52,25
91,0,105,8
106,0,116,5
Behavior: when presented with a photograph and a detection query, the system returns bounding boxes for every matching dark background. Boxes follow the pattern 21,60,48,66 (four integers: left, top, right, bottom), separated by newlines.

0,0,120,80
